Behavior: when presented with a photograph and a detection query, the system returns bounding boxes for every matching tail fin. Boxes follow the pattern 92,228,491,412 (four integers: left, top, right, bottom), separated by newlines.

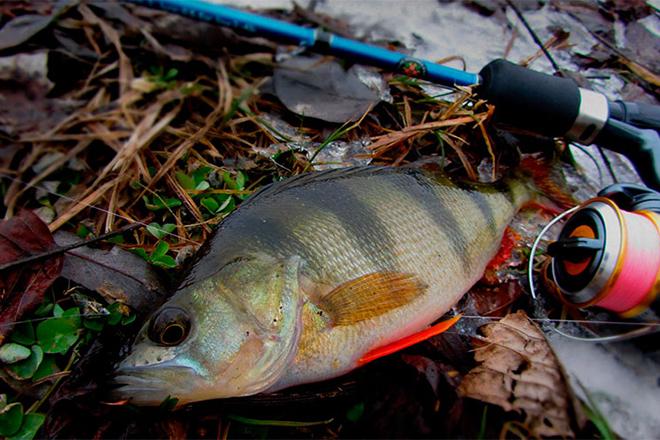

515,155,578,210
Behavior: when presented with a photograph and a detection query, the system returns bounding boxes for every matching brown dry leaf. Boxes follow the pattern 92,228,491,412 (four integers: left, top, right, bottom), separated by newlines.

458,310,579,437
0,210,63,342
54,231,167,312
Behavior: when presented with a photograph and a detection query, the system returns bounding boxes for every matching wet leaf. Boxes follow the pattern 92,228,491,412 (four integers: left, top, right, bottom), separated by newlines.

8,323,35,346
0,0,72,51
175,171,195,190
201,197,220,213
146,223,176,240
142,195,182,211
6,345,43,380
152,241,169,260
0,343,31,364
458,311,577,437
8,412,45,440
31,354,59,382
0,401,23,437
346,402,365,422
36,318,80,354
0,211,63,343
54,232,167,311
273,55,385,123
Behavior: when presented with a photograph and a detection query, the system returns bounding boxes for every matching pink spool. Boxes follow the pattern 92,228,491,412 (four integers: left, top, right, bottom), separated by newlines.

550,198,660,317
596,210,660,315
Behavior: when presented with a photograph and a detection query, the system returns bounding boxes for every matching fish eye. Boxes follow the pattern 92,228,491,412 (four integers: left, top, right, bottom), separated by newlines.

148,307,191,346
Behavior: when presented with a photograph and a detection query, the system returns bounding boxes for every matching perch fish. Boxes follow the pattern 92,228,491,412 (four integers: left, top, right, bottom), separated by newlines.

114,166,530,405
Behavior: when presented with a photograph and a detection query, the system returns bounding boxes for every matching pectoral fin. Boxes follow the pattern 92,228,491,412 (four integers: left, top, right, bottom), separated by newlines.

358,315,462,365
319,272,427,326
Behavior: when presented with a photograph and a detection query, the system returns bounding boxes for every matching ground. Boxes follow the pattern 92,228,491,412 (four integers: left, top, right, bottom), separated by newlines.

0,0,658,438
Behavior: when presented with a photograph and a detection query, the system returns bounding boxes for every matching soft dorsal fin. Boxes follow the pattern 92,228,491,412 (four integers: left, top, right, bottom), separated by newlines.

318,272,427,326
358,315,462,365
244,167,415,206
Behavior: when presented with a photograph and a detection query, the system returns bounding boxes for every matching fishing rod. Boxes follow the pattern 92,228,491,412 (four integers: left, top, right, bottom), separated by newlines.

126,0,660,191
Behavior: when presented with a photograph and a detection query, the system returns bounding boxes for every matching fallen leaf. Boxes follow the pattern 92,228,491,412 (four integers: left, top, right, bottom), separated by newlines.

622,21,660,74
0,211,63,343
54,232,167,311
458,310,579,437
0,0,74,52
0,343,31,364
273,55,386,123
6,345,43,381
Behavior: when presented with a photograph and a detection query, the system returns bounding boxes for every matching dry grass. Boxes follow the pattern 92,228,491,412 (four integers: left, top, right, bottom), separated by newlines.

2,2,503,256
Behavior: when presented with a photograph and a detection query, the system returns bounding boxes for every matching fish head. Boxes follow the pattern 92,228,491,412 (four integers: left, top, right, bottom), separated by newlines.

113,253,304,406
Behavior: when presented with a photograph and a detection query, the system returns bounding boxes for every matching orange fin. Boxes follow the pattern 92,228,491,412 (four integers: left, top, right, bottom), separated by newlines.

320,272,426,326
519,156,577,210
357,315,461,366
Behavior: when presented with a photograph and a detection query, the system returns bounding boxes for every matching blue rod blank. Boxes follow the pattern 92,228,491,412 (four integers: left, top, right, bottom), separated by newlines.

128,0,480,87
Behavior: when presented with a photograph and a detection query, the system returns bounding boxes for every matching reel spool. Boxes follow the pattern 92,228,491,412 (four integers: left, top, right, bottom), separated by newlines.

547,184,660,318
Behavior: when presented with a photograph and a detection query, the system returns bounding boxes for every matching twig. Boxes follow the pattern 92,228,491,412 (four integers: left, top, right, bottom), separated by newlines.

0,222,143,272
506,0,563,75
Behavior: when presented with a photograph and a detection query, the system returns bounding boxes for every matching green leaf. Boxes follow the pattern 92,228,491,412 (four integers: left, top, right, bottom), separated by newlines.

33,303,53,318
36,318,80,354
106,234,125,244
131,247,150,261
227,414,333,427
8,413,45,440
62,307,81,323
121,314,136,326
83,318,104,332
146,223,176,240
0,401,23,437
0,344,31,364
175,171,195,190
345,402,364,422
151,241,169,260
143,195,182,211
106,302,133,326
236,171,246,189
151,255,177,269
75,224,92,239
201,197,219,214
6,346,43,380
159,395,179,412
53,304,64,318
9,323,35,346
107,312,122,326
219,196,236,214
32,355,59,382
222,171,237,189
195,180,210,191
164,68,178,81
192,166,211,185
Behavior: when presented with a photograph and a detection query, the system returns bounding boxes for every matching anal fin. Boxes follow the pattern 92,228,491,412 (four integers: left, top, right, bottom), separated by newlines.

357,315,461,366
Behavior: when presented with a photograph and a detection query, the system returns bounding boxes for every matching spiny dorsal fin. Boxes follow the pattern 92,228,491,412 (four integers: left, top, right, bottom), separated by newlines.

319,272,427,326
245,167,416,206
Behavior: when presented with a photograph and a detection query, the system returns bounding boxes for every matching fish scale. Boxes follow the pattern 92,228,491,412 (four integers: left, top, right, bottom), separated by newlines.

115,166,530,405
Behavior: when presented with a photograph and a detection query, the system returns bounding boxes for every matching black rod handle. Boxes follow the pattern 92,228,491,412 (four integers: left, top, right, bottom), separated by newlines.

594,119,660,191
476,59,581,137
608,101,660,132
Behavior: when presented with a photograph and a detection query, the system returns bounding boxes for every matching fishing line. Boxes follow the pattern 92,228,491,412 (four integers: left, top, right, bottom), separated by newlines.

0,171,194,244
456,315,659,327
525,204,660,342
527,205,579,300
0,313,110,328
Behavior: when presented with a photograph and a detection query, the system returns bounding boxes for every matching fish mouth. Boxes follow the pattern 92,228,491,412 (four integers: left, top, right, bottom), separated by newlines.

111,365,195,405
